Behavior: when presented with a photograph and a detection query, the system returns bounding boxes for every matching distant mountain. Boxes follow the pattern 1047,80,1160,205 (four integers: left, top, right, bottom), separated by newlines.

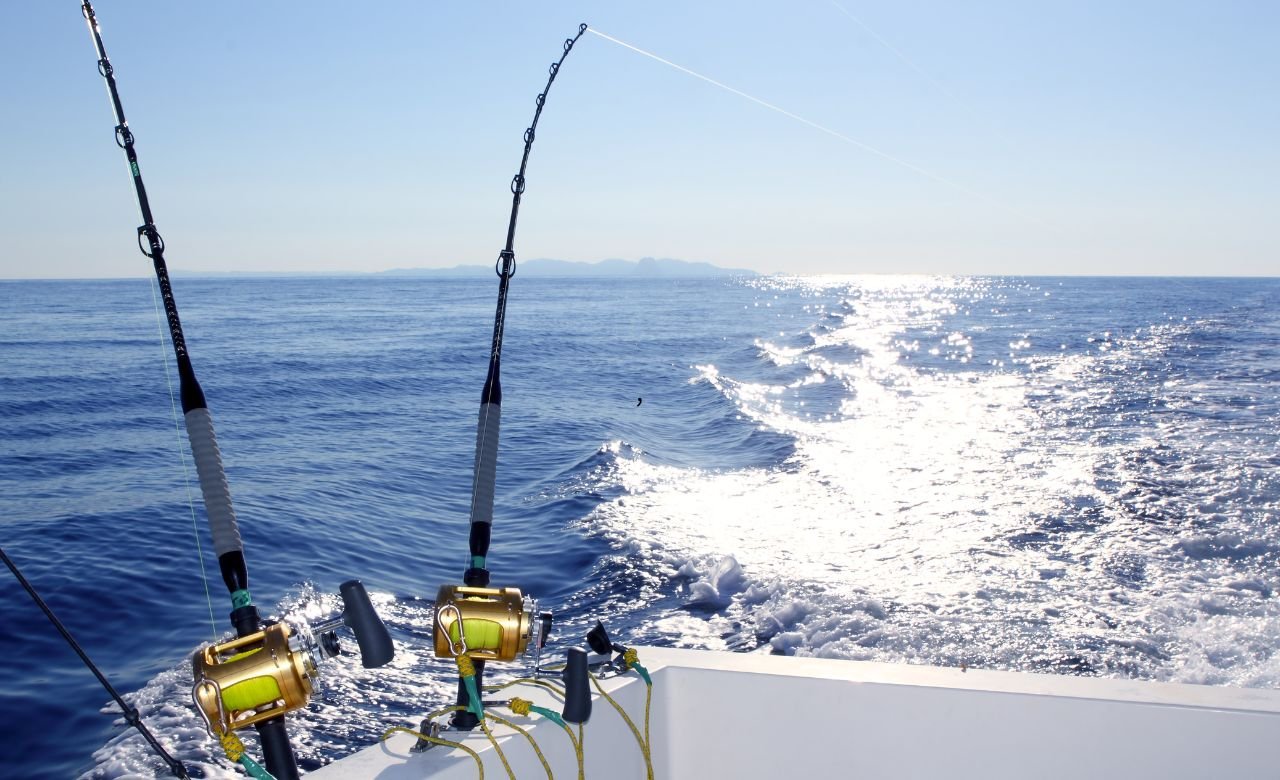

379,257,757,278
170,269,348,278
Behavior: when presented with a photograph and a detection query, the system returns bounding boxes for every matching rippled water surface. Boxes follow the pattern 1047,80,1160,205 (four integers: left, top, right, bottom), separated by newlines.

1,275,1277,777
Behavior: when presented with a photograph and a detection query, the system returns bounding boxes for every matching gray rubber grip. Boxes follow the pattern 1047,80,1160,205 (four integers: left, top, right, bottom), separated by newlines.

468,403,501,526
184,408,243,557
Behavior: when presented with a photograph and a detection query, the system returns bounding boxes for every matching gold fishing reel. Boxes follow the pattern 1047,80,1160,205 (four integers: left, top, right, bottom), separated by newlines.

192,621,317,734
433,584,549,663
192,580,394,735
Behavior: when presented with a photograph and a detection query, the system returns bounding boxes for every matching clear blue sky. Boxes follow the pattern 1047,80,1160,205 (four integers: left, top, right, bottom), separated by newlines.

1,1,1276,278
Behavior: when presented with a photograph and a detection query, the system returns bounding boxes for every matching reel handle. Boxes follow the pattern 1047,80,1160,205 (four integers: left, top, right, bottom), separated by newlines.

587,620,629,658
561,647,592,724
586,621,617,656
339,580,394,668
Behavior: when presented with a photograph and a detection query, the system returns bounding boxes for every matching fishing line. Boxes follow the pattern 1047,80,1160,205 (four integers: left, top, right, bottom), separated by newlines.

148,276,219,643
587,29,968,188
829,2,960,104
828,2,1021,155
587,28,1044,223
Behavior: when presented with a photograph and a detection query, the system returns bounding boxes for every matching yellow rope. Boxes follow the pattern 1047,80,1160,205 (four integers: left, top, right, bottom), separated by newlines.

644,681,652,762
590,672,654,780
486,712,554,780
576,723,585,780
502,696,583,780
473,668,653,780
219,732,246,762
384,707,548,780
480,718,516,780
380,726,484,780
484,677,566,700
622,647,655,750
551,722,585,780
508,697,533,716
457,653,476,677
423,704,466,722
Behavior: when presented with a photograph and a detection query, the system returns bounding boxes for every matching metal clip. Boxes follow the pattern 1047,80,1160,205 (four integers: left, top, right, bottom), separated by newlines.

192,678,229,736
437,602,467,656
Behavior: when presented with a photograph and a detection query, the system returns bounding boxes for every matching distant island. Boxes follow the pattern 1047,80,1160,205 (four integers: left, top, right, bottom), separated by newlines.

169,257,757,279
379,257,757,278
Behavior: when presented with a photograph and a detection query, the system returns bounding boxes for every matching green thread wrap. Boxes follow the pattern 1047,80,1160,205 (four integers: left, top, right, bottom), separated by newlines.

230,589,253,609
471,555,486,569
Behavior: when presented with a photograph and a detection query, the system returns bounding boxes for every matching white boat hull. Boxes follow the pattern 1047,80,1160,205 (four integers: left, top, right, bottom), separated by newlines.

313,646,1280,778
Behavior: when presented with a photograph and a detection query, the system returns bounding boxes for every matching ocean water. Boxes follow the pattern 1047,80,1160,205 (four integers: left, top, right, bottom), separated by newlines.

1,275,1278,778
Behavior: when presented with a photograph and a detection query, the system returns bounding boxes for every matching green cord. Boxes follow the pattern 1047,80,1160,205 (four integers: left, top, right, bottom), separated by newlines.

631,662,653,686
238,755,275,780
463,674,485,720
529,705,567,729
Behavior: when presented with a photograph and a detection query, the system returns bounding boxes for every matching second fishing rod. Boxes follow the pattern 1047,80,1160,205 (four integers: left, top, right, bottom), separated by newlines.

427,23,592,733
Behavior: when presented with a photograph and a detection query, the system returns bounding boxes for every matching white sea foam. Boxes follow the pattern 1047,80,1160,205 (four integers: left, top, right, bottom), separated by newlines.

577,276,1280,689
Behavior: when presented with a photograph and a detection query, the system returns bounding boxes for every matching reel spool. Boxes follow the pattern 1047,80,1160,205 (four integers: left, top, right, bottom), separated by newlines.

192,580,393,735
433,584,550,663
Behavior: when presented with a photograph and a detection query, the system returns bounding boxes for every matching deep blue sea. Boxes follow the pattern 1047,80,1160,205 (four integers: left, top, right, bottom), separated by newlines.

2,275,1278,778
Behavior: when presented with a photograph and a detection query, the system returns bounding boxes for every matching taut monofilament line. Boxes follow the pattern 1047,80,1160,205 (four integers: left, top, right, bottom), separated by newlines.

585,27,1008,208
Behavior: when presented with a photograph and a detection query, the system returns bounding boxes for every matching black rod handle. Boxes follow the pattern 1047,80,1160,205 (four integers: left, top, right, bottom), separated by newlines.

255,718,299,780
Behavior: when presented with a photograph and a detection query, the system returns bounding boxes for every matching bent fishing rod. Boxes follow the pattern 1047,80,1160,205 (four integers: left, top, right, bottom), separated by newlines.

2,546,190,779
433,23,591,732
80,2,297,775
467,22,590,588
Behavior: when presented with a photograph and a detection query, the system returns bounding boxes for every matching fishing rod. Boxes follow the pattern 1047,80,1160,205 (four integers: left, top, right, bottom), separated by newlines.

79,4,393,777
406,30,663,776
78,1,296,774
79,1,254,631
465,22,591,592
427,23,591,734
1,546,190,779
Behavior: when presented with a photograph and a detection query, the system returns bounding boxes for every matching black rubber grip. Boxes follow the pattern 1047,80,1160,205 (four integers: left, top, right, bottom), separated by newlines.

339,580,394,668
561,647,592,724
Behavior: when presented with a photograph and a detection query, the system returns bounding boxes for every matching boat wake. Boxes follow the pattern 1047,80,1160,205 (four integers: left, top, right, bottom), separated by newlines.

562,276,1280,688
